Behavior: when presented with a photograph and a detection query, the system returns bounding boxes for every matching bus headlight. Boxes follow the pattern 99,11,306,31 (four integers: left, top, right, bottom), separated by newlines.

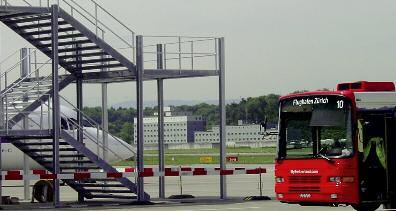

329,176,354,183
276,177,285,183
329,177,341,182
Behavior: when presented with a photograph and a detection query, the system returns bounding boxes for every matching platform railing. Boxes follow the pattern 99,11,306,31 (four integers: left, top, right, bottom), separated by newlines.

142,36,220,71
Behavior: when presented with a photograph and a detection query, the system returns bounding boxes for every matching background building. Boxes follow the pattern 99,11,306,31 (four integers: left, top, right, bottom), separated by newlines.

194,122,277,148
133,107,206,149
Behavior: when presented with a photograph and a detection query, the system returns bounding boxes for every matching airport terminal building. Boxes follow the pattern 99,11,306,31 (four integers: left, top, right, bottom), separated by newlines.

194,123,278,148
133,108,277,149
133,107,206,147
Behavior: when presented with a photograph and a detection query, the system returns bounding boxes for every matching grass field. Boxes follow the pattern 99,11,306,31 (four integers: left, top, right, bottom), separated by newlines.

144,147,276,155
113,147,276,166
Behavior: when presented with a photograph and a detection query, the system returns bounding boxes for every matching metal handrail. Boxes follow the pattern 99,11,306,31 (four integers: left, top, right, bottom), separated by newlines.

59,0,105,35
142,37,217,48
1,0,135,57
59,95,136,155
40,99,127,161
67,117,126,161
64,0,134,48
0,47,25,66
0,58,51,97
89,0,135,34
144,54,216,64
4,98,49,129
0,48,39,79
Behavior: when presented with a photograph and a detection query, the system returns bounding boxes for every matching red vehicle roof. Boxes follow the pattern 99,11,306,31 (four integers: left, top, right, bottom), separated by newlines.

280,81,395,101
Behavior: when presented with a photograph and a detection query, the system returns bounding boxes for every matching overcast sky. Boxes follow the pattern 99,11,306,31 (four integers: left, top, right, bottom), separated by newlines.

2,0,396,106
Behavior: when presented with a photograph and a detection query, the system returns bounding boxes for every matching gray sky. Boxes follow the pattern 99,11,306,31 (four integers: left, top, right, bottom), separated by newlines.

2,0,396,106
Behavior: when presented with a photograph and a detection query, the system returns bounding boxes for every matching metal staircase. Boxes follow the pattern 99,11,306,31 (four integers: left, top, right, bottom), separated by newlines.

0,6,135,75
0,0,148,201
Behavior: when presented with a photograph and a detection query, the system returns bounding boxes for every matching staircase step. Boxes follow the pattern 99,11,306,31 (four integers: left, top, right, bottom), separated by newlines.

21,26,76,36
5,90,50,96
60,166,101,170
17,21,68,30
64,57,116,66
2,14,52,24
24,148,78,152
14,141,69,146
41,160,93,164
73,63,123,71
33,33,84,42
59,51,108,60
38,39,92,48
31,154,86,158
10,86,52,91
7,101,32,109
80,183,125,188
85,189,133,194
57,45,100,53
87,194,137,199
0,13,36,20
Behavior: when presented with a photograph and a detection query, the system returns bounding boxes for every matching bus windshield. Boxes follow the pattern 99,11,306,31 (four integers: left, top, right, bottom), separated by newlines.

278,95,353,159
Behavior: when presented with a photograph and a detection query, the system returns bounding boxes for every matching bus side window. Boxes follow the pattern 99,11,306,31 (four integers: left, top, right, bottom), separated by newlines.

357,119,364,153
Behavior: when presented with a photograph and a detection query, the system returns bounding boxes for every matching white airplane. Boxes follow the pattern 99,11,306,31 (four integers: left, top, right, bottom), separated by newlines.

1,105,135,170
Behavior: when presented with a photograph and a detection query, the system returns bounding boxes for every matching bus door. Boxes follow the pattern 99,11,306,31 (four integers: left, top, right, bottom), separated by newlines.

357,111,393,203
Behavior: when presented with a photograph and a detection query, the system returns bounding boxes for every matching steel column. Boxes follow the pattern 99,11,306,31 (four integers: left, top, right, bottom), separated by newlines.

75,43,84,202
156,44,165,199
218,37,227,199
51,4,61,207
136,35,146,201
0,138,2,206
101,32,109,164
102,88,108,156
20,47,30,201
0,85,2,207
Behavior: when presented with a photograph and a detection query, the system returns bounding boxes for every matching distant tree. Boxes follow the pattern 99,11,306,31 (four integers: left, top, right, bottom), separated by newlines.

118,122,134,144
83,94,283,142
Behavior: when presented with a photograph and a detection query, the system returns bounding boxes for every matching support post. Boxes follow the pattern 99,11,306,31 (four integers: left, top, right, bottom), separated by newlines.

20,47,30,201
0,138,2,206
218,37,227,200
156,44,165,199
101,85,108,158
136,35,146,201
0,102,2,207
75,44,84,203
101,32,109,164
51,4,61,207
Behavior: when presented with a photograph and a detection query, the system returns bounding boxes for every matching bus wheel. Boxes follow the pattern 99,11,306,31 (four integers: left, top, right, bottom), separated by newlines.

352,203,381,211
32,180,53,203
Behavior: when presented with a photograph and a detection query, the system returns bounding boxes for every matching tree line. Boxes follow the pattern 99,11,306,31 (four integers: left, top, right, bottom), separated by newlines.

83,94,280,144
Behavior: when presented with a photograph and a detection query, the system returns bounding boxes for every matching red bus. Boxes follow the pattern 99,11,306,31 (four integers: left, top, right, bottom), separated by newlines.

275,81,396,211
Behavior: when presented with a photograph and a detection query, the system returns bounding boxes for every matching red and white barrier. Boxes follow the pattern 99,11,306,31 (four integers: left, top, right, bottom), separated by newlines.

1,167,266,181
